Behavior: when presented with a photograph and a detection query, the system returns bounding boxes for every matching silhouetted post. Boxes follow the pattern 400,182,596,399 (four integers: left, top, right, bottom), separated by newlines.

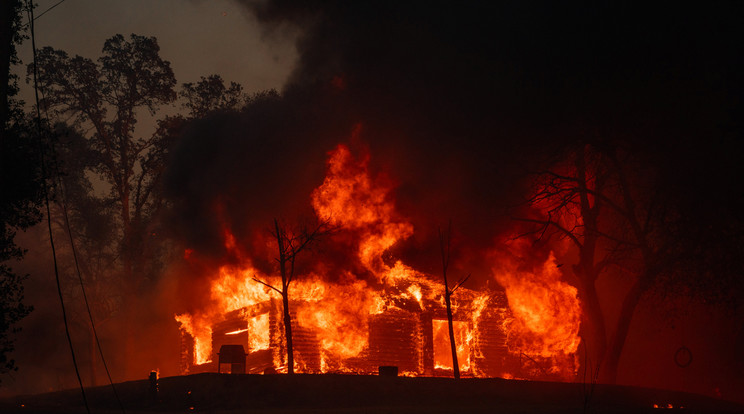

148,370,158,403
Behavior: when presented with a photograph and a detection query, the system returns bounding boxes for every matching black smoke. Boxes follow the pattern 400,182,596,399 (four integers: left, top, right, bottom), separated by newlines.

164,1,743,279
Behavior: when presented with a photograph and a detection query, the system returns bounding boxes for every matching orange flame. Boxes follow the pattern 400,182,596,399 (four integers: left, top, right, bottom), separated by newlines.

175,313,213,365
433,319,472,372
311,143,413,274
493,252,581,378
296,275,376,361
245,313,269,351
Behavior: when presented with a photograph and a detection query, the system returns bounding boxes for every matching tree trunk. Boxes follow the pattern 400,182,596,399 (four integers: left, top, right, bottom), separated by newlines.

599,276,645,384
444,291,460,379
0,1,18,133
282,290,294,374
573,149,611,381
120,187,135,379
121,193,133,285
89,323,98,386
275,219,294,374
575,271,608,379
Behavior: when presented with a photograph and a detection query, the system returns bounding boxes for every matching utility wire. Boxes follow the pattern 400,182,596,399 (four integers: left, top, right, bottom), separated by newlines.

29,5,127,412
58,171,127,414
26,0,126,411
26,1,89,413
20,0,68,28
34,0,68,21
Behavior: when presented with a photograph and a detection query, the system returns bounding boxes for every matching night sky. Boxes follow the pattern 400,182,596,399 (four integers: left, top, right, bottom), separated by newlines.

4,0,744,406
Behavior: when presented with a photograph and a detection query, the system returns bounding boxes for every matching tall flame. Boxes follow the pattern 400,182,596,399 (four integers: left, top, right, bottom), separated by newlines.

493,252,581,378
311,143,413,274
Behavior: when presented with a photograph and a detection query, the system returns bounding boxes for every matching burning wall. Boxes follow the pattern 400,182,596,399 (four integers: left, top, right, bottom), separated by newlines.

180,284,512,377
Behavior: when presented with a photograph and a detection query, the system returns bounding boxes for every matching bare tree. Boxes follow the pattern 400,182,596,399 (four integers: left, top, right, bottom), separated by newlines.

438,222,470,379
516,143,677,383
253,218,331,374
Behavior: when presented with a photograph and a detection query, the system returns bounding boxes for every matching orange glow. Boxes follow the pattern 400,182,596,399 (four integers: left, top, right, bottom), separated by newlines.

246,313,269,351
432,319,472,372
652,403,676,409
296,276,376,361
175,313,213,365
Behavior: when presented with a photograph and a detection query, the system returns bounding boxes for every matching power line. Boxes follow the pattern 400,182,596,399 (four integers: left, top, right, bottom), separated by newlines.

26,1,90,413
26,0,126,412
58,160,127,414
20,0,68,28
33,0,68,21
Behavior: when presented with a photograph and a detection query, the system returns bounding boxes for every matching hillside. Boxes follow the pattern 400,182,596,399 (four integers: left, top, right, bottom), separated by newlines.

1,373,742,414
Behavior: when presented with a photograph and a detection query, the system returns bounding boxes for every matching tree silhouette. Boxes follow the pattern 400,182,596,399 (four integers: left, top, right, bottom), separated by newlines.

29,33,177,293
438,222,469,379
515,140,743,383
27,34,177,379
0,0,38,381
253,218,331,374
180,74,245,118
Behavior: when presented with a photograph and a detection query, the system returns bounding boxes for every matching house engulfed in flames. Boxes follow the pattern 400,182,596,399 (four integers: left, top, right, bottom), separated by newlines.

176,141,582,380
179,270,518,377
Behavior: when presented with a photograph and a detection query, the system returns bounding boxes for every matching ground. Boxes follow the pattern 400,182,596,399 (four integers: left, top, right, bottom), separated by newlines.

0,373,741,413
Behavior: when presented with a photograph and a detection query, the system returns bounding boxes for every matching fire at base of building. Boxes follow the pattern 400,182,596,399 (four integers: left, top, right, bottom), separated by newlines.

179,282,575,380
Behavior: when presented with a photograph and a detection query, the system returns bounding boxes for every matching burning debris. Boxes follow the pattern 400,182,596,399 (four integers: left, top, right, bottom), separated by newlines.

175,140,582,380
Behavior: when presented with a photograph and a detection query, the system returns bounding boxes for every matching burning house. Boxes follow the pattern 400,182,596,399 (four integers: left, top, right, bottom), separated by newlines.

179,274,516,377
176,142,581,380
